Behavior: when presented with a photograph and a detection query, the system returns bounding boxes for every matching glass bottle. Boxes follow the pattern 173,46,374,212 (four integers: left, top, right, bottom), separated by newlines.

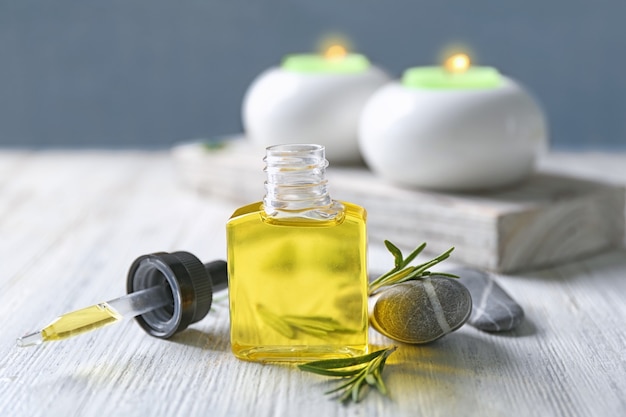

226,144,368,362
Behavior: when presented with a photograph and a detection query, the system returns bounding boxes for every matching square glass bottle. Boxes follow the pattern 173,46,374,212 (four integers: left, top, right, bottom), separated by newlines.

226,144,368,362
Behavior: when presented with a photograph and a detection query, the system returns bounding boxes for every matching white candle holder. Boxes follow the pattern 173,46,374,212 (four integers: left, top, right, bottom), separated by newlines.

358,73,548,190
243,57,389,163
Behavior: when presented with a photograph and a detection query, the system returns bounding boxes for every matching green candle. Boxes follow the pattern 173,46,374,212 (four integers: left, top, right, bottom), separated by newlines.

281,51,370,74
402,54,502,90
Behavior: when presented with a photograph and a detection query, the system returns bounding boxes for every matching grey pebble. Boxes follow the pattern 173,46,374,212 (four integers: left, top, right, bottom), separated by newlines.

370,277,472,344
450,267,524,332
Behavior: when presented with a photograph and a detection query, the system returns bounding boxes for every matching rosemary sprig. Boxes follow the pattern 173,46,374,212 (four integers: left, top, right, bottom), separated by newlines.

201,140,225,151
257,304,355,339
368,240,457,295
298,346,397,403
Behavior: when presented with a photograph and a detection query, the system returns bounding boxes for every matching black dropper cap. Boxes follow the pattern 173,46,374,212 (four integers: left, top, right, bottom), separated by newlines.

126,251,228,339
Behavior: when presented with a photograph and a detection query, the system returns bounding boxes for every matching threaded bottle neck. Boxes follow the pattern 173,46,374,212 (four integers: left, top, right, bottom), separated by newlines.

263,144,338,218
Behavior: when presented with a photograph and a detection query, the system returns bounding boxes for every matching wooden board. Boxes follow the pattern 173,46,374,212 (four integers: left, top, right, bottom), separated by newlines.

172,139,625,272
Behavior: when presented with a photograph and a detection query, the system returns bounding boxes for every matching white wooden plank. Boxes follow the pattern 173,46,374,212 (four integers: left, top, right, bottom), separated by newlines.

0,150,624,417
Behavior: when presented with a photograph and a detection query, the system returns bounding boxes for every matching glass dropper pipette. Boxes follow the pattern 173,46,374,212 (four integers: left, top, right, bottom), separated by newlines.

17,284,171,347
17,251,228,347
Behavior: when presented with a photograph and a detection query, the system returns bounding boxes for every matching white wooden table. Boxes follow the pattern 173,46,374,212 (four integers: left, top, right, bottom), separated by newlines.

0,150,625,417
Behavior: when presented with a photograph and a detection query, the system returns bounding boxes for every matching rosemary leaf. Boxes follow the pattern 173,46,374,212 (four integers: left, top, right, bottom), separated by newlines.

352,378,366,402
297,366,364,377
431,272,460,279
298,348,389,369
340,385,354,403
401,242,426,268
290,326,329,337
324,377,360,395
298,346,397,404
373,372,387,395
368,241,456,295
283,315,341,322
283,317,338,331
201,141,225,151
257,304,295,338
258,305,357,339
384,240,404,269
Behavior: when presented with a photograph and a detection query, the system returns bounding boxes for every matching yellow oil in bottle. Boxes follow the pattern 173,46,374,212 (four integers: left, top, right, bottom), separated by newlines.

41,303,122,342
227,201,368,362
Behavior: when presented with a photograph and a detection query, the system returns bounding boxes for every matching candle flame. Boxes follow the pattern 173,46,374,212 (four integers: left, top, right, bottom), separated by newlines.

324,44,347,60
445,53,471,73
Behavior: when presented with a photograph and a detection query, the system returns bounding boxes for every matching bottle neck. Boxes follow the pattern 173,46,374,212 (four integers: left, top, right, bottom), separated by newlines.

263,144,339,218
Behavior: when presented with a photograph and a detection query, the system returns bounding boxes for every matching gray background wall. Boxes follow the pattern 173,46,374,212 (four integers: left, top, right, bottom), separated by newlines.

1,0,625,149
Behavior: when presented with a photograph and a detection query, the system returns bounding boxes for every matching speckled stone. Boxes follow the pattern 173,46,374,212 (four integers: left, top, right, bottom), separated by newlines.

450,267,524,332
370,277,472,344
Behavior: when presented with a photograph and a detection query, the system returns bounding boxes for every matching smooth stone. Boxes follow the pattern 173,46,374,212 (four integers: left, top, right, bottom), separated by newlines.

450,267,524,332
370,277,472,344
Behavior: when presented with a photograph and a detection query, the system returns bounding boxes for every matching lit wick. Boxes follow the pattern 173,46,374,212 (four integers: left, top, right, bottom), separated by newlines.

325,44,347,60
444,53,470,73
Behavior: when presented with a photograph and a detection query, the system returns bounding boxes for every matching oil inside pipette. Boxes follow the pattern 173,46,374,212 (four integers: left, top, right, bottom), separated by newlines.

17,284,172,347
17,303,122,347
43,303,121,341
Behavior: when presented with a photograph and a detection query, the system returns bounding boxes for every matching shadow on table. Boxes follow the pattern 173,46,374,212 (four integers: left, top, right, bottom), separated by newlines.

169,325,230,351
490,315,537,338
389,331,515,388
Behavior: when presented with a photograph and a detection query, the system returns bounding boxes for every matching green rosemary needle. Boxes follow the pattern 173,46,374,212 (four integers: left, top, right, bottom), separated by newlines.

257,304,355,339
368,240,457,296
201,140,225,151
298,346,397,403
